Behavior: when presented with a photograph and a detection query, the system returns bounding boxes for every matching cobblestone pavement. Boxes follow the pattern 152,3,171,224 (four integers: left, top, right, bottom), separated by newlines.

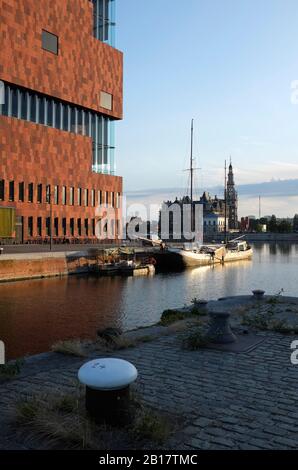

0,324,297,450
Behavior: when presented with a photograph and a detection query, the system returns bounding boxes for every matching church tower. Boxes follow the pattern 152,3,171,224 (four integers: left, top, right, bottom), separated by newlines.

226,161,238,230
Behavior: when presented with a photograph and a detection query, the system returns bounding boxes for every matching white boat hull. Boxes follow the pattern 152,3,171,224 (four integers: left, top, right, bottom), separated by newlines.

172,247,253,267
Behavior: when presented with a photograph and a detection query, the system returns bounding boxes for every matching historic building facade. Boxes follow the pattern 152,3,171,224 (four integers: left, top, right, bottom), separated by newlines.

0,0,123,243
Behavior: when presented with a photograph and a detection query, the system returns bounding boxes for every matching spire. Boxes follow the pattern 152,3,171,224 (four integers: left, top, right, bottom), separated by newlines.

228,158,234,186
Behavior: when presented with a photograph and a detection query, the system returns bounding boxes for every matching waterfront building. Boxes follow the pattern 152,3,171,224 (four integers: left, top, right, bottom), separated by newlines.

0,0,123,243
204,213,227,236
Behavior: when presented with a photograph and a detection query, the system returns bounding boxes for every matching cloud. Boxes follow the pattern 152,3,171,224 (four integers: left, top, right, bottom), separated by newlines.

125,178,298,219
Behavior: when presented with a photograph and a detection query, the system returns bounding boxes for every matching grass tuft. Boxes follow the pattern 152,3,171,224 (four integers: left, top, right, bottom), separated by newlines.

0,359,24,379
182,328,209,350
51,340,87,358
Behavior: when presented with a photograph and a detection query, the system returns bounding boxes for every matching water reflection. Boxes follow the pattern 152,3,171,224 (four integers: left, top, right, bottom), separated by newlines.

0,243,298,359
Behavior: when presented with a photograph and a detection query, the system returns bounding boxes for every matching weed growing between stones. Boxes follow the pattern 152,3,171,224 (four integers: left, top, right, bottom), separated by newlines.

13,388,176,450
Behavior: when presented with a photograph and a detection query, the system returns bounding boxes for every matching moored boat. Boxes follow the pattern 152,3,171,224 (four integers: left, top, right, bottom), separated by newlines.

170,238,253,267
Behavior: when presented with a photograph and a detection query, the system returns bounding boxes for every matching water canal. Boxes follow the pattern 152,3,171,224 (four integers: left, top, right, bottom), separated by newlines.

1,242,298,359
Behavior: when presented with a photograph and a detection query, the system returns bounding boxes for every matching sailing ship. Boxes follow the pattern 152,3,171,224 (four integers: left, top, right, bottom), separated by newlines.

168,120,253,267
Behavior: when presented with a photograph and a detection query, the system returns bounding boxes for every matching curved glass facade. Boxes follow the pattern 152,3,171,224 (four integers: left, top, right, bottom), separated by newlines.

0,82,115,175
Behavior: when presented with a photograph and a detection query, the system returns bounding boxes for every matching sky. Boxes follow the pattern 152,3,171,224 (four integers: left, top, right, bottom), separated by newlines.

116,0,298,217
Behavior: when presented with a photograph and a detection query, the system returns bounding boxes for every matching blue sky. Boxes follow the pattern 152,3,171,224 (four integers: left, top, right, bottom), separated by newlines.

116,0,298,205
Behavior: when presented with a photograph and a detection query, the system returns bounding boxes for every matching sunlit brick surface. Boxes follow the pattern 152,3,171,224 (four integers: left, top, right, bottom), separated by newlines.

0,0,123,119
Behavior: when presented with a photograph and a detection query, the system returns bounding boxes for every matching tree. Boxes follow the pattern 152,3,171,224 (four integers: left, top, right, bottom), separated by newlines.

293,214,298,232
278,220,292,233
268,215,278,232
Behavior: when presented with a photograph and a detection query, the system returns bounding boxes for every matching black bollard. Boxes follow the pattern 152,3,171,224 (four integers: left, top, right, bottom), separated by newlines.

207,311,237,344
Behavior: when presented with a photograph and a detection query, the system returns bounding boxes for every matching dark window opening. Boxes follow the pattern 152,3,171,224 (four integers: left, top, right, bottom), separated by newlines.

37,184,42,203
85,219,89,236
42,30,58,55
70,218,74,236
28,183,34,203
54,217,59,237
28,217,33,237
77,219,82,236
46,217,51,236
9,181,14,201
0,180,4,201
37,217,42,237
46,185,51,204
62,218,67,236
19,182,24,202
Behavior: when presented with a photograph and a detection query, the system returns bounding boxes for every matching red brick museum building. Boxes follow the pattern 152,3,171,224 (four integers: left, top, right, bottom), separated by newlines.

0,0,123,243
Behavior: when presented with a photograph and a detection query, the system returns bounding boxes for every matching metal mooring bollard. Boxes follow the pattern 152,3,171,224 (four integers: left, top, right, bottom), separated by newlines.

207,311,237,344
252,290,265,300
78,358,138,426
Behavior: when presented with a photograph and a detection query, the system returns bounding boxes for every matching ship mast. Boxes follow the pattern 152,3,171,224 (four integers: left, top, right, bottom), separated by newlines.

224,159,227,244
190,119,194,205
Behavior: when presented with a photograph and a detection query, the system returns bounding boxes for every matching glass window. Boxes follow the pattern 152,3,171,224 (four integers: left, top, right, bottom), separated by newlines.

54,217,59,236
77,109,83,135
69,187,74,206
20,91,27,120
28,183,34,203
70,218,74,236
77,219,82,236
28,217,33,237
0,180,5,200
37,184,42,203
47,99,53,127
46,217,51,236
39,97,45,125
70,106,76,133
37,217,42,236
9,181,14,201
85,112,91,137
62,104,69,131
2,84,9,116
42,30,58,55
91,189,95,207
30,94,37,122
54,185,59,204
62,218,67,236
19,182,24,202
100,91,112,111
11,88,18,118
62,186,67,205
78,188,82,206
55,102,61,129
84,188,88,206
85,219,89,236
46,185,51,203
104,118,109,164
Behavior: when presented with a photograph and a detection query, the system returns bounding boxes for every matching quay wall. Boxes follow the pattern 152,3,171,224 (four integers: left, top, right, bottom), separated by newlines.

0,251,98,282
